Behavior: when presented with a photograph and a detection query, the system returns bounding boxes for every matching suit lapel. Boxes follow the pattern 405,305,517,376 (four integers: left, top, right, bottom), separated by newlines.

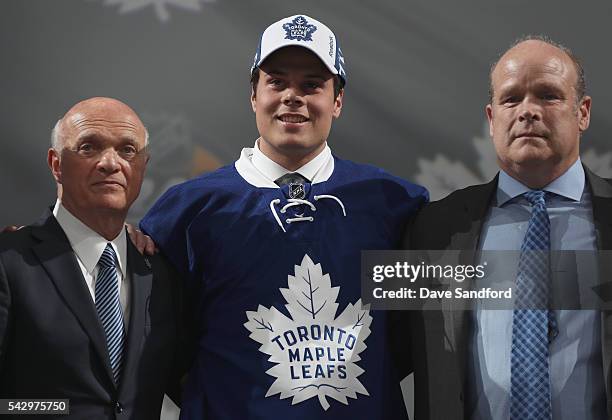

585,167,612,409
30,211,115,385
586,167,612,250
118,239,152,396
446,176,499,389
454,175,499,252
586,167,612,301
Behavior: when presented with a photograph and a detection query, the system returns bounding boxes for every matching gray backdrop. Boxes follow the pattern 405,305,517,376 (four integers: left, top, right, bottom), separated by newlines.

3,0,612,226
2,0,612,418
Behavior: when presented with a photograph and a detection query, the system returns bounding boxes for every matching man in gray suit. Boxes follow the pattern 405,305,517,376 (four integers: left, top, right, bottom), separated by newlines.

404,37,612,419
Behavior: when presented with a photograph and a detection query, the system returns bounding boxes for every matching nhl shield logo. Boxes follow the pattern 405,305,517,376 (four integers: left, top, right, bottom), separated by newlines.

288,182,305,199
282,16,317,41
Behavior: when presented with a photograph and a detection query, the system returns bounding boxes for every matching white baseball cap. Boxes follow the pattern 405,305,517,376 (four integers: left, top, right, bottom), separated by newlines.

251,14,347,85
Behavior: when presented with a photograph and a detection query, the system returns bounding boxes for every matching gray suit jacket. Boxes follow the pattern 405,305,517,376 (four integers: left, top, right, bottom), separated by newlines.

402,167,612,420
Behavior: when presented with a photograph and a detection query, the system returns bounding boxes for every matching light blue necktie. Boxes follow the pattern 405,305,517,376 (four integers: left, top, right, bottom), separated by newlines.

510,190,557,420
95,243,125,385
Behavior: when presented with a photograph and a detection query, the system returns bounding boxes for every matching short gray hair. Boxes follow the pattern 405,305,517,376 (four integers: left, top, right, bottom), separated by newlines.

50,119,62,150
488,35,586,104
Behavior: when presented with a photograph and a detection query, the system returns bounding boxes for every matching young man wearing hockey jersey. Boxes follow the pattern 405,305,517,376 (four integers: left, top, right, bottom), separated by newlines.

140,15,428,419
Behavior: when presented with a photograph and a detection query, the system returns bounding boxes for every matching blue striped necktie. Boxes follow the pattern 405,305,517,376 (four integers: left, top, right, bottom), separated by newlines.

510,190,557,420
95,243,125,385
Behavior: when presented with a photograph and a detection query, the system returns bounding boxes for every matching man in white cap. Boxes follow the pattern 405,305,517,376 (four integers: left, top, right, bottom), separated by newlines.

140,15,427,419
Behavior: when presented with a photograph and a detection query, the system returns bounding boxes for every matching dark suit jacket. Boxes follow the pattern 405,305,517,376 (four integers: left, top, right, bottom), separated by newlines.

401,167,612,420
0,210,186,419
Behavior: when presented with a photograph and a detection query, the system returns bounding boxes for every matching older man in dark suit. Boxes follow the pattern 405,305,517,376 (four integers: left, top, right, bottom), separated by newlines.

404,37,612,419
0,97,184,419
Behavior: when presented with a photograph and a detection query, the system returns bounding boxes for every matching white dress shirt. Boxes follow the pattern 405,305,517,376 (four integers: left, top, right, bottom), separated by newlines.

235,138,334,187
53,199,131,329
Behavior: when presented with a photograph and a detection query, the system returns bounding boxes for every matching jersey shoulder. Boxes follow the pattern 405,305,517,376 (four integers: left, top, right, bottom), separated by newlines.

332,156,429,200
150,164,257,211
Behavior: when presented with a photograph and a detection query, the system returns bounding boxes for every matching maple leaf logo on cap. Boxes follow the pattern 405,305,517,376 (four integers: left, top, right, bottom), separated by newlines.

282,15,317,42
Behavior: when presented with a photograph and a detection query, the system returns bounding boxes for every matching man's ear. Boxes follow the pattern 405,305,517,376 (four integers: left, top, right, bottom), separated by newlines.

578,95,592,132
332,88,344,119
251,88,257,114
48,148,62,184
485,104,494,138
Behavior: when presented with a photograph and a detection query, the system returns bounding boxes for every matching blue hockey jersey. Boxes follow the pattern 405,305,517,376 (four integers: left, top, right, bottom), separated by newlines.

140,153,428,419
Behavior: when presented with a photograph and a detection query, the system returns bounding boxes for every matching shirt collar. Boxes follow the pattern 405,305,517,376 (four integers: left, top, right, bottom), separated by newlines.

52,199,127,276
251,138,332,183
496,158,585,206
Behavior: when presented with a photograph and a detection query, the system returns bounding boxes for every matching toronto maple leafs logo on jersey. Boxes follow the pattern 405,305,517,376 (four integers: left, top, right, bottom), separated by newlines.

282,16,317,41
244,255,372,410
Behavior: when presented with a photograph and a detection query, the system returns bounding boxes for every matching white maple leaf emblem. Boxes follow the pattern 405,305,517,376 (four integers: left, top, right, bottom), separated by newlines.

244,254,372,410
416,121,612,200
98,0,214,22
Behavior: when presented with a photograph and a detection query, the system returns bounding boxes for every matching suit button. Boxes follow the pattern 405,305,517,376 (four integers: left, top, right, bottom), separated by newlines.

115,402,123,414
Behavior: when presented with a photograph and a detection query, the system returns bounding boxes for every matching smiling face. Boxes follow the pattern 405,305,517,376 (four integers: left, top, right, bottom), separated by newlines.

486,40,591,187
48,97,149,220
251,46,343,170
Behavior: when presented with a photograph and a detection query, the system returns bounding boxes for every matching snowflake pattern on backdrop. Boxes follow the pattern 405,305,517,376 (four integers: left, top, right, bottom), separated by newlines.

416,122,612,201
98,0,214,22
244,255,372,411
